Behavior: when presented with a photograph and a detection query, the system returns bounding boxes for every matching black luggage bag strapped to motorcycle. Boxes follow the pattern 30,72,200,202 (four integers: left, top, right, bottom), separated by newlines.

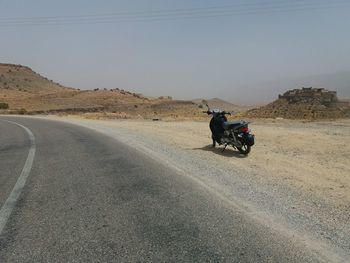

234,122,255,147
243,133,255,146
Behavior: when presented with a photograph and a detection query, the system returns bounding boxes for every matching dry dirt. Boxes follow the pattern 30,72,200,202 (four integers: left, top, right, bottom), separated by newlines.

71,117,350,207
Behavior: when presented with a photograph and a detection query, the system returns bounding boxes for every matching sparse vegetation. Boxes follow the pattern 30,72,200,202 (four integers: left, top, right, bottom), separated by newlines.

0,102,9,109
17,108,27,115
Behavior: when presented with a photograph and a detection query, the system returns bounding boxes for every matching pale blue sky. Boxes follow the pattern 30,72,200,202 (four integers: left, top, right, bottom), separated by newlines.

1,0,349,104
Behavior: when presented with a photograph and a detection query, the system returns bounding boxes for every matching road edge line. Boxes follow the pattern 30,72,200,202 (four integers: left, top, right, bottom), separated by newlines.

0,119,36,234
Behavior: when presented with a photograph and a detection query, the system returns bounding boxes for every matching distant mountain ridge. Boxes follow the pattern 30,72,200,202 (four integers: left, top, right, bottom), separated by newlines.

192,98,251,113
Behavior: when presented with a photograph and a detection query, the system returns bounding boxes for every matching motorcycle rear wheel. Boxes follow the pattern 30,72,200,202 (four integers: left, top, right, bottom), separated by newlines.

237,144,251,155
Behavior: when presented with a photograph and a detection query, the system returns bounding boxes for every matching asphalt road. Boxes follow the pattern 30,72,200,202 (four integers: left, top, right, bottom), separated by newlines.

0,117,340,262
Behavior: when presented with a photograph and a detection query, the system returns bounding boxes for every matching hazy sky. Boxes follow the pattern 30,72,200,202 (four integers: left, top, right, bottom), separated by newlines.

1,0,349,104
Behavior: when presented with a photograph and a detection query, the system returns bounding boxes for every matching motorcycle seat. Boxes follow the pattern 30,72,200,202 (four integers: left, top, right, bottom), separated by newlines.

223,121,243,130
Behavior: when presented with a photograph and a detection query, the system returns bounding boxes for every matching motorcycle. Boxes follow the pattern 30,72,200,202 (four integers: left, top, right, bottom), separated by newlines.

203,105,255,155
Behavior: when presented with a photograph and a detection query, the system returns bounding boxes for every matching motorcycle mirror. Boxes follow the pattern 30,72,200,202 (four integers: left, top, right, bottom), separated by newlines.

201,99,209,110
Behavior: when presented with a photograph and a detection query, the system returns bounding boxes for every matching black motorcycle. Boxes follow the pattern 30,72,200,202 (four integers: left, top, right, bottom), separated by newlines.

204,105,255,155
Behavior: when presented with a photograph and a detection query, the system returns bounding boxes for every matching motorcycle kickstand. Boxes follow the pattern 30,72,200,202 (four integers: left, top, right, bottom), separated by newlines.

222,144,228,152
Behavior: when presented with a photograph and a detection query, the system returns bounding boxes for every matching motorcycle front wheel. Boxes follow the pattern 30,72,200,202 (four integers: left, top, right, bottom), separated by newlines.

237,144,251,155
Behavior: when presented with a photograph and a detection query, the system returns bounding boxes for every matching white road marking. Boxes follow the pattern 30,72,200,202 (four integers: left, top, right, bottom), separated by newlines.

0,119,36,234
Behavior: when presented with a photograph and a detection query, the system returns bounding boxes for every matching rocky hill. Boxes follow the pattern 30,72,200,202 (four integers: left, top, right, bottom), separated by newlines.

0,63,69,92
244,87,349,119
0,63,201,119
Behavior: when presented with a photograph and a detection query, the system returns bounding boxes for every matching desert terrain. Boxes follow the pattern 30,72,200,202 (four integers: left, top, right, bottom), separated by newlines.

57,116,350,207
1,62,350,260
2,0,350,259
0,63,247,120
1,63,349,203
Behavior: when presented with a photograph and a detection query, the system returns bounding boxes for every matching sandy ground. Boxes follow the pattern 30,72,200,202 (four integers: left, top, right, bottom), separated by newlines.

72,118,350,208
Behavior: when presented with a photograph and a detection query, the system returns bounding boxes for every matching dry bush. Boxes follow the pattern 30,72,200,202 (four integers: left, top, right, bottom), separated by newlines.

0,102,9,109
17,108,27,115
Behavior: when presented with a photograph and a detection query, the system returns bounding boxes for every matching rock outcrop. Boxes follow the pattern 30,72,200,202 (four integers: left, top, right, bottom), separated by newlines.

245,87,347,119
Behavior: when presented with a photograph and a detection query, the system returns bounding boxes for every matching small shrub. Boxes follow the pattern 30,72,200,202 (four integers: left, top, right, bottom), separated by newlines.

17,108,27,115
198,104,203,109
0,102,9,109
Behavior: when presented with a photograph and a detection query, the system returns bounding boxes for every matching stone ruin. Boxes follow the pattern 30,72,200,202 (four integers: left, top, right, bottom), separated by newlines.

278,87,338,106
245,87,348,119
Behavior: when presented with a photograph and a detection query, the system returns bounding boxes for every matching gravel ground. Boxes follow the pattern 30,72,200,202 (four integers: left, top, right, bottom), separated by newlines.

39,116,350,261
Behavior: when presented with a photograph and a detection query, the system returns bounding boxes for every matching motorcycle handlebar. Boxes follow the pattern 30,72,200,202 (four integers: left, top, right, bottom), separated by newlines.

202,110,231,115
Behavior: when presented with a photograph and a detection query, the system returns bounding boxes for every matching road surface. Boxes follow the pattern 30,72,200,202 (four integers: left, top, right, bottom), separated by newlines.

0,117,343,262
